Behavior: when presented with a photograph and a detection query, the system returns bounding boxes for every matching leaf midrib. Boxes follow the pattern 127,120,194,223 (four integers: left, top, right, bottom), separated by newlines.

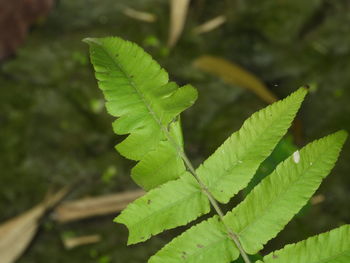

125,186,204,230
208,102,294,192
99,41,166,138
236,144,331,239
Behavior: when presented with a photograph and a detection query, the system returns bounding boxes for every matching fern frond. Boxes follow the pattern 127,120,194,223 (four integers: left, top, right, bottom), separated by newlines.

150,131,347,262
224,130,348,254
196,88,307,203
84,37,197,189
148,216,239,263
257,225,350,263
115,88,308,245
114,172,210,245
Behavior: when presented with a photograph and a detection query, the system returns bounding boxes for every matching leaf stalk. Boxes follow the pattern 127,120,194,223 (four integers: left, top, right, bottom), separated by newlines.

164,128,252,263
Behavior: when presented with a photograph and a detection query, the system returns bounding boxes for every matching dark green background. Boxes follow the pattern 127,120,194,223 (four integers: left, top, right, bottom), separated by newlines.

0,0,349,262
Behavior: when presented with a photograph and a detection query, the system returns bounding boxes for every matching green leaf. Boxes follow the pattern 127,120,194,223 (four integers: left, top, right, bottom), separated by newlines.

131,121,186,190
257,225,350,263
85,37,197,189
196,88,307,203
149,216,239,263
114,172,210,245
224,130,348,254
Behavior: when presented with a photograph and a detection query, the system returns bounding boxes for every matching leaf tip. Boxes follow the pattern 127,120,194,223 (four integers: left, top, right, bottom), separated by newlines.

295,86,308,98
333,129,348,144
113,216,137,245
127,234,147,246
126,237,136,246
184,83,198,102
113,215,126,229
82,37,101,45
301,84,310,91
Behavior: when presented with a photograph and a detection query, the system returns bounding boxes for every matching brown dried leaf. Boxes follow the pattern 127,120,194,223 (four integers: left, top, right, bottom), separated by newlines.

63,234,101,250
193,15,227,34
0,187,69,263
53,189,145,223
194,55,278,104
167,0,190,48
122,7,157,23
311,194,325,205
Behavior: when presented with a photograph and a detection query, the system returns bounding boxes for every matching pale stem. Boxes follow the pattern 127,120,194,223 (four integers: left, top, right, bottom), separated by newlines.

164,128,252,263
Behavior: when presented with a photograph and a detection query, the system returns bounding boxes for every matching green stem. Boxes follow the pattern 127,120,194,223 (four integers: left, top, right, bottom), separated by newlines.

163,127,252,263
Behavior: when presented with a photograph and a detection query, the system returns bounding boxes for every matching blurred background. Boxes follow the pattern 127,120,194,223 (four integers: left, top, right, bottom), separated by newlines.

0,0,349,262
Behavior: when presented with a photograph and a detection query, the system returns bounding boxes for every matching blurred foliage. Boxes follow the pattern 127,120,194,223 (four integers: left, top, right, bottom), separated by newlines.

0,0,349,262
